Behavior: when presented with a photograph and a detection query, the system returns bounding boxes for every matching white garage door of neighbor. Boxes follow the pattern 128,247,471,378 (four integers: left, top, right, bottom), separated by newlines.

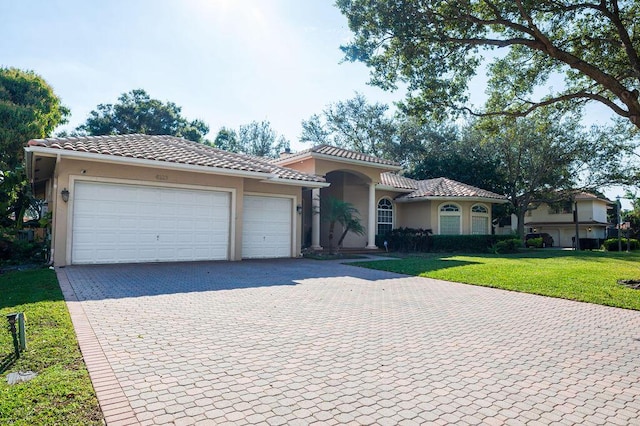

72,182,230,264
242,195,292,258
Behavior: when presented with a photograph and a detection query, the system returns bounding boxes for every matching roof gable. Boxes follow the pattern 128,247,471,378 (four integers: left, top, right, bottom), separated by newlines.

381,174,506,201
274,144,401,169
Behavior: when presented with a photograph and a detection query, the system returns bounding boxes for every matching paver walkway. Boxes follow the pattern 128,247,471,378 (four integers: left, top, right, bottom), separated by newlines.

58,259,640,425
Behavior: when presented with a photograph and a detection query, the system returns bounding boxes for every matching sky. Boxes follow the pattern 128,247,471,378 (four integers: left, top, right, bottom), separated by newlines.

1,0,633,207
1,0,405,148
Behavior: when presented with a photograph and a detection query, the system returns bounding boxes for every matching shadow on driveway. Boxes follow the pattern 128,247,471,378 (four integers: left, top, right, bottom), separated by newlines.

62,258,405,301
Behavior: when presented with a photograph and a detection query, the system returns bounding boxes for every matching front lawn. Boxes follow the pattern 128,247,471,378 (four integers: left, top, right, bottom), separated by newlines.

353,250,640,310
0,268,103,425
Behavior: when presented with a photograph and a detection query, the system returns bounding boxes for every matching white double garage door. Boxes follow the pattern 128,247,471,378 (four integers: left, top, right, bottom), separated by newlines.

71,181,293,264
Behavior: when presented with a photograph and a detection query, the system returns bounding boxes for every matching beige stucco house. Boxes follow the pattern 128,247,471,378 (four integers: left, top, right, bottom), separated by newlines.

523,192,612,247
25,135,507,266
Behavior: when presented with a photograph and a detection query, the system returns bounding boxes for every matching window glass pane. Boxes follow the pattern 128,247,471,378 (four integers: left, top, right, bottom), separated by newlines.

378,223,393,235
377,199,393,235
378,199,392,209
472,216,489,235
440,216,460,235
472,204,488,213
440,204,459,212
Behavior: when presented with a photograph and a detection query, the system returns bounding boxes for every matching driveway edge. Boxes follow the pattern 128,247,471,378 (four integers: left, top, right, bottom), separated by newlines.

57,267,140,426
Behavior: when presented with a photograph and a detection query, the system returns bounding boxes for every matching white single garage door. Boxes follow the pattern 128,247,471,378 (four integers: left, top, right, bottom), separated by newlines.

242,195,292,258
72,182,230,264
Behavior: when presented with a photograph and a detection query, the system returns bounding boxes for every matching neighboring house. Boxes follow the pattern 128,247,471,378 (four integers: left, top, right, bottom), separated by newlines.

523,192,612,247
25,136,506,266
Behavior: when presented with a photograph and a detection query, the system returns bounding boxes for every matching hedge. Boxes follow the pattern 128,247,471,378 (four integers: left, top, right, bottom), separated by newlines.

377,228,521,253
602,238,639,251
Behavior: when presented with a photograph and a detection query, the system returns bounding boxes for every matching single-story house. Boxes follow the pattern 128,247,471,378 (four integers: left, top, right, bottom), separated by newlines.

25,135,507,265
523,192,612,247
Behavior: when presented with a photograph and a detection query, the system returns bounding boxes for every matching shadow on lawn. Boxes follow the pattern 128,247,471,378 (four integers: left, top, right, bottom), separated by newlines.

0,268,63,310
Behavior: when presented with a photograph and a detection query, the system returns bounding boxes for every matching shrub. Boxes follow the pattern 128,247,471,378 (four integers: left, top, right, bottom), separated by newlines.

381,228,433,252
493,238,522,254
429,234,516,253
602,238,639,251
0,229,47,265
381,228,520,253
526,237,543,248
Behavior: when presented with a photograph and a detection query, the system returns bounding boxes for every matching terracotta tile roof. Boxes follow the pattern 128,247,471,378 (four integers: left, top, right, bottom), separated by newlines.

27,134,325,183
573,191,612,203
274,144,401,167
380,172,418,190
395,177,506,201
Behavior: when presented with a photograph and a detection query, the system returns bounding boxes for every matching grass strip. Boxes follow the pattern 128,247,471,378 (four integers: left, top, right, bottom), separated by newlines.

353,250,640,310
0,268,103,425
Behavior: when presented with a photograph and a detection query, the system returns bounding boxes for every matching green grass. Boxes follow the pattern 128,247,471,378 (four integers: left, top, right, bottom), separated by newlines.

353,250,640,310
0,268,103,425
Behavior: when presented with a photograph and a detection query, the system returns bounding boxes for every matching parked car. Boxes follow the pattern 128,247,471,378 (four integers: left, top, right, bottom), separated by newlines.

525,233,554,248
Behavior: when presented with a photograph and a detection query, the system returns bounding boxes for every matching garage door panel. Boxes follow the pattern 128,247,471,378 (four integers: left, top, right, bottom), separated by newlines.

242,195,292,259
72,182,230,264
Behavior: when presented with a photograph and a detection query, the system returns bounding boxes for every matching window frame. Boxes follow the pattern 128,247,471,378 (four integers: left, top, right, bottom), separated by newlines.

377,197,394,235
471,203,490,235
438,203,462,235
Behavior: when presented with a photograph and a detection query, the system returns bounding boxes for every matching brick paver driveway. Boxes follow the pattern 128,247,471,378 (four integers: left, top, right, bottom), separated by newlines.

58,259,640,425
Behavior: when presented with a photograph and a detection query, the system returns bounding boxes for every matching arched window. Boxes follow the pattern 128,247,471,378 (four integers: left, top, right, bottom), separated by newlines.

471,204,490,235
439,203,461,235
377,198,393,235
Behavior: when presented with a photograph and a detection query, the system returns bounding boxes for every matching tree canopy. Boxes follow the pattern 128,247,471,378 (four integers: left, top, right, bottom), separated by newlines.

337,1,640,130
0,68,68,229
214,121,289,158
300,93,396,158
0,67,69,170
77,89,209,142
238,120,289,158
474,112,629,237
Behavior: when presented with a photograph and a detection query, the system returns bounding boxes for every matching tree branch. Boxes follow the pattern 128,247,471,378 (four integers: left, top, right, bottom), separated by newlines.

444,37,540,49
601,0,640,78
460,90,631,118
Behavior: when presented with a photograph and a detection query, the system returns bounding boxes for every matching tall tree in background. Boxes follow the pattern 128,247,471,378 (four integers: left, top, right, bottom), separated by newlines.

475,111,628,238
77,89,209,142
337,1,640,130
300,93,396,158
405,122,507,195
213,127,240,151
0,68,69,228
236,120,289,158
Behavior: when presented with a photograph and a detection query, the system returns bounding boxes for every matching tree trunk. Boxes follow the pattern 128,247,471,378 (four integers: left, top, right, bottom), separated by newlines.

337,223,352,251
328,221,336,254
516,208,527,243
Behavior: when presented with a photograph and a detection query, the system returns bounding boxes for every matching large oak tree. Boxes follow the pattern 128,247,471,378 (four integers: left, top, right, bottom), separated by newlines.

77,89,209,143
300,93,396,158
337,0,640,129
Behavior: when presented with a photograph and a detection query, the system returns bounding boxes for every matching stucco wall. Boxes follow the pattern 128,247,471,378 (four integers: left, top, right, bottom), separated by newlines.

51,158,303,265
396,201,434,231
395,199,493,235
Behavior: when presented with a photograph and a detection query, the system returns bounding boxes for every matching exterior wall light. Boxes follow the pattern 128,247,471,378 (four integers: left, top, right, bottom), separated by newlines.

61,188,70,203
296,204,303,215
